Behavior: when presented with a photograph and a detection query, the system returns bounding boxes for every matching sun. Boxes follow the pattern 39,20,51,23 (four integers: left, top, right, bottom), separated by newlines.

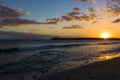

101,32,110,39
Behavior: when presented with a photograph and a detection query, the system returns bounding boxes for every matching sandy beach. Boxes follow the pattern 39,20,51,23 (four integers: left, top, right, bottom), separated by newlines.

45,57,120,80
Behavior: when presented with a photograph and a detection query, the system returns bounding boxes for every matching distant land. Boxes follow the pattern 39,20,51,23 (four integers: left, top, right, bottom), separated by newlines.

0,31,120,40
51,37,120,40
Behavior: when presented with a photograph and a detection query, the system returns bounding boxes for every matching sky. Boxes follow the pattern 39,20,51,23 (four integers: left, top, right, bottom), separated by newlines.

0,0,120,39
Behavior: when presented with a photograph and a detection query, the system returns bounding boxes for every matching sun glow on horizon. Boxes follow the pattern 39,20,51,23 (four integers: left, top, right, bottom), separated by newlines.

101,32,110,39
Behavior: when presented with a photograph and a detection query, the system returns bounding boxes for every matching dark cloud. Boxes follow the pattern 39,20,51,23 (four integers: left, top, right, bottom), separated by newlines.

0,4,41,27
112,18,120,23
0,18,40,26
63,25,84,29
0,4,30,18
73,7,80,11
105,0,120,16
46,18,63,24
62,15,74,21
1,0,119,27
72,0,119,17
111,0,120,3
67,11,80,17
44,7,80,23
107,5,120,16
73,14,90,21
74,13,98,21
88,7,96,12
44,7,99,24
72,0,96,3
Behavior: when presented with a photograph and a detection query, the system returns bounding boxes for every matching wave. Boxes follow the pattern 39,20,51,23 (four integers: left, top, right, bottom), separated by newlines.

0,43,88,52
97,42,120,45
1,41,120,53
102,47,120,53
0,48,19,52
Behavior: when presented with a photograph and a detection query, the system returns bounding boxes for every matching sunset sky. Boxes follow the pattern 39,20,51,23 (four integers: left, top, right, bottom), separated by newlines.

0,0,120,39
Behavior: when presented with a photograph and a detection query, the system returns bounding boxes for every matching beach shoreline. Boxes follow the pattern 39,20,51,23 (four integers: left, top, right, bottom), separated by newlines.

45,57,120,80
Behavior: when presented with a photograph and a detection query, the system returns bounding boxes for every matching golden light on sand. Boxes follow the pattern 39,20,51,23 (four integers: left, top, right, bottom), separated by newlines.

97,54,120,61
101,32,110,39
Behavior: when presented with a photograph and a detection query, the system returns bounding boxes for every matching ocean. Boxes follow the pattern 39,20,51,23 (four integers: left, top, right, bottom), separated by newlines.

0,40,120,80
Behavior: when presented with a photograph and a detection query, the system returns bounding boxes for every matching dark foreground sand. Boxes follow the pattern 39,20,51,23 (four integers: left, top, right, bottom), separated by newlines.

44,57,120,80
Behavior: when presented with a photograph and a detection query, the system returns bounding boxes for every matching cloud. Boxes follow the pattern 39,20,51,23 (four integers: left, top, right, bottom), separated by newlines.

111,0,120,3
105,0,120,16
74,14,90,21
62,15,74,21
0,4,30,18
63,24,84,29
43,7,80,24
72,0,96,4
0,4,41,27
46,18,63,24
66,13,98,22
0,4,99,26
112,18,120,23
1,0,119,27
67,11,80,17
73,7,80,11
72,0,119,18
0,18,40,26
107,5,120,16
43,7,99,24
88,7,96,12
92,21,98,24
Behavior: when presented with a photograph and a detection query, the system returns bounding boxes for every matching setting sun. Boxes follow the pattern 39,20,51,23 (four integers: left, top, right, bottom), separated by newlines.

101,32,110,39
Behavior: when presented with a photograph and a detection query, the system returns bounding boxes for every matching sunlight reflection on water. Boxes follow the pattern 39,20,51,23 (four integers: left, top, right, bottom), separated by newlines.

95,53,120,61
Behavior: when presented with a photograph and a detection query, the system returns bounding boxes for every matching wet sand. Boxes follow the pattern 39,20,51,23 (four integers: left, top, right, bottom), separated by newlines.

45,57,120,80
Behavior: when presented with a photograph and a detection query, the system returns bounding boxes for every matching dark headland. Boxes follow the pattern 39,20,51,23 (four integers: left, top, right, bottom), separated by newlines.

51,37,120,40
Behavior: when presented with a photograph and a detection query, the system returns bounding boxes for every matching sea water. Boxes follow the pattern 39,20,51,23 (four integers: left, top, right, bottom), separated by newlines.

0,40,120,79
